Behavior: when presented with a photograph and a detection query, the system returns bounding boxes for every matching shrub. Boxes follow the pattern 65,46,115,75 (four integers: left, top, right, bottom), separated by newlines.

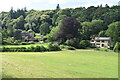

65,38,79,48
3,40,11,45
14,40,19,44
29,41,35,44
95,48,109,52
29,46,36,52
40,46,48,51
2,44,61,52
21,42,28,45
48,43,61,51
35,46,41,52
60,45,76,50
58,38,66,45
94,48,100,51
60,45,66,49
43,37,47,42
66,46,76,50
79,40,90,49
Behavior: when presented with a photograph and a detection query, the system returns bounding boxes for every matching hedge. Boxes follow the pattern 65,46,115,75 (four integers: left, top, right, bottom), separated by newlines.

1,44,61,52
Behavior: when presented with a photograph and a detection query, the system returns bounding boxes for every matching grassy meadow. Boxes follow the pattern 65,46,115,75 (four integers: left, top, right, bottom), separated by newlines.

1,50,118,78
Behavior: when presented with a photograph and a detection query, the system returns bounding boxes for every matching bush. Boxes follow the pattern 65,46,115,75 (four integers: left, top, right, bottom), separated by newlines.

2,44,61,52
29,41,35,44
60,45,66,49
48,43,61,51
65,38,79,48
43,38,47,42
58,39,66,45
4,37,15,45
66,46,76,50
21,42,28,45
95,48,109,52
40,46,48,51
94,48,100,51
60,45,76,50
14,40,19,44
79,40,90,49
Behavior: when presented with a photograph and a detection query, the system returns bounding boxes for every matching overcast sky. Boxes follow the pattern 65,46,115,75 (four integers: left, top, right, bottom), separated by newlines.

0,0,119,12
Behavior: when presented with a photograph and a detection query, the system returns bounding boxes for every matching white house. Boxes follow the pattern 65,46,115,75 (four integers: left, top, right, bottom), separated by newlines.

90,37,111,48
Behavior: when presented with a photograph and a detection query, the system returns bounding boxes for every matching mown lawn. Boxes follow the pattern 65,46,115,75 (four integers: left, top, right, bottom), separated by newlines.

1,50,118,78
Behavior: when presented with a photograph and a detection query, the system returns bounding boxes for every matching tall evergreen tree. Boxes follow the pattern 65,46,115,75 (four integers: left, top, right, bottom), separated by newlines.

56,4,60,10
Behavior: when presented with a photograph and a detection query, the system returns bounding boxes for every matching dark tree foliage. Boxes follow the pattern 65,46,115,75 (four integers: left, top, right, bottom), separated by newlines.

56,17,81,40
9,7,26,19
14,30,22,40
56,4,60,10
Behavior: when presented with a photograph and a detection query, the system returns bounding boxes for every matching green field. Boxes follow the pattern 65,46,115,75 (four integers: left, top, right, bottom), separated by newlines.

1,50,118,78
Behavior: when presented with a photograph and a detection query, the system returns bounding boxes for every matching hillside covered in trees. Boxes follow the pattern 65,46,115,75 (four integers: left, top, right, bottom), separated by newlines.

0,4,120,52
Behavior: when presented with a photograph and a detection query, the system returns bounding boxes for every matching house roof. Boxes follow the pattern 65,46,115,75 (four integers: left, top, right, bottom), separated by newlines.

95,37,111,40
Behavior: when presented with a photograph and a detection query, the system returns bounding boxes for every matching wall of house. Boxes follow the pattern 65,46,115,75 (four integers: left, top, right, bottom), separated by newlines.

91,40,110,48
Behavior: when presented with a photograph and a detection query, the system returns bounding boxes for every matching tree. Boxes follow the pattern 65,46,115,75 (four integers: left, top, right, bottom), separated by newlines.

103,10,119,27
65,38,79,48
57,9,71,16
81,20,104,40
14,15,25,30
81,22,91,40
79,40,90,49
90,20,104,35
98,31,107,37
56,17,81,40
55,15,67,26
47,27,59,42
14,29,22,40
113,42,120,53
9,7,14,19
56,4,60,10
106,22,120,46
9,7,26,19
7,23,14,37
40,14,51,23
105,4,109,8
52,14,59,26
40,22,50,35
1,29,8,38
24,23,30,31
0,5,120,45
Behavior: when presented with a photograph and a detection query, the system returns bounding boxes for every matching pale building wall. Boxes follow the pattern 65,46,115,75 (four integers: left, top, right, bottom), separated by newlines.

90,40,110,48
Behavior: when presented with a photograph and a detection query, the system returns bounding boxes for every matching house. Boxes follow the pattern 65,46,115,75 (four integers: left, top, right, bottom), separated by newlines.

90,37,111,48
21,31,37,41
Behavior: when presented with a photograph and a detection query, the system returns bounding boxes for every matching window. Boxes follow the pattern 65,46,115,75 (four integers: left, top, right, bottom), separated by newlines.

91,40,94,42
96,43,100,45
102,41,104,42
96,40,100,42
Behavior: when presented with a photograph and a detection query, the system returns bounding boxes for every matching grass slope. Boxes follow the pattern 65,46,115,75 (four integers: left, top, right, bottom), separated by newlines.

1,50,118,78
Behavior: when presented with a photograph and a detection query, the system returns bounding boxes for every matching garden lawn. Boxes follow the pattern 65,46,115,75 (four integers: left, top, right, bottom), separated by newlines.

1,50,118,78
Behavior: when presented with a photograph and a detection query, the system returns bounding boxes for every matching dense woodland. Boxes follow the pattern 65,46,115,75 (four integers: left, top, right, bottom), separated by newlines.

0,4,120,52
